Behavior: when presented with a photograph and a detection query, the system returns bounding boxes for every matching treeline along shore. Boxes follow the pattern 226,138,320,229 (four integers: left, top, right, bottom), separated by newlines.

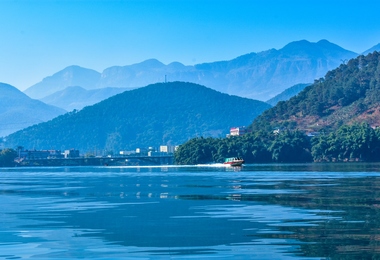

1,123,380,167
174,123,380,165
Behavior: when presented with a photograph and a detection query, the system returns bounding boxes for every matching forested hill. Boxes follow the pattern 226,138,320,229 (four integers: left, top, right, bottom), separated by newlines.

5,82,271,153
249,51,380,133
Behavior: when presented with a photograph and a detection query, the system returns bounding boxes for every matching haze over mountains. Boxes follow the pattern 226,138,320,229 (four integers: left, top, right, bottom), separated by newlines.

24,39,371,104
40,86,128,111
0,83,66,137
24,66,101,99
6,82,271,152
2,39,379,144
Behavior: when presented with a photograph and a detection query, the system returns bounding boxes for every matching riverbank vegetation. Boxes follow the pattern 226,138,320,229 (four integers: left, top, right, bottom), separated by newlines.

0,148,17,167
175,123,380,164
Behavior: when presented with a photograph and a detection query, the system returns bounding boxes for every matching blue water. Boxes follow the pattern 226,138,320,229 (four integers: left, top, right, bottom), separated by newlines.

1,163,380,259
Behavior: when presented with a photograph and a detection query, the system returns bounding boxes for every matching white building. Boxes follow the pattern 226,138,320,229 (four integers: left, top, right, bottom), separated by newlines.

229,126,247,136
159,145,176,153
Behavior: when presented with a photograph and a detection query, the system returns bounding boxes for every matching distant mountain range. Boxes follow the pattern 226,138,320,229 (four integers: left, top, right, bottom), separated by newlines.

40,86,128,111
2,39,379,141
249,51,380,133
0,83,66,137
6,82,271,152
24,39,376,104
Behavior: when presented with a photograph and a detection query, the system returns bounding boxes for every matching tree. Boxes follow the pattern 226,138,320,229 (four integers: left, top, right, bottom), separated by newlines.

174,130,313,165
268,131,312,163
311,123,380,162
0,148,17,167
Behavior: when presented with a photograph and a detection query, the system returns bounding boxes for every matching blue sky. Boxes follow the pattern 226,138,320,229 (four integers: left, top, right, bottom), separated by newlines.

1,0,380,91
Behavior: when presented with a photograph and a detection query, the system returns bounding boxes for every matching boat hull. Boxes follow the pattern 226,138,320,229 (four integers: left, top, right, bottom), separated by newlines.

223,158,244,167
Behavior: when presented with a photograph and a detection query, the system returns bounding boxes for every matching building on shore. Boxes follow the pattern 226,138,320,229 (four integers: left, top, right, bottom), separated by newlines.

18,149,64,160
227,126,247,137
159,145,178,154
64,149,80,158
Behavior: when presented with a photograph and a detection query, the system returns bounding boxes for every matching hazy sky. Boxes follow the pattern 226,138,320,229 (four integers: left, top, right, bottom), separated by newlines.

1,0,380,91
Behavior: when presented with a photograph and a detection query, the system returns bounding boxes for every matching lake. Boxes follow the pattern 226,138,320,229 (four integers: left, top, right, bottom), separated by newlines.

1,163,380,259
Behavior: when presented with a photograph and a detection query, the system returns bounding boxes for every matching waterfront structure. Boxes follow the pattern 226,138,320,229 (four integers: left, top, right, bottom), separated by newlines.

136,148,148,154
64,149,80,158
19,149,64,160
159,145,177,153
229,126,247,136
119,150,135,155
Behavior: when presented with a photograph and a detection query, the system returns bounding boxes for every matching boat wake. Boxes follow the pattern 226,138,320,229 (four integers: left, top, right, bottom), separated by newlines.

196,163,235,167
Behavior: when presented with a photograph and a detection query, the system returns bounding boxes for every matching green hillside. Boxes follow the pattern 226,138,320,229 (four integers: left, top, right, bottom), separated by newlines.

5,82,271,153
175,52,380,165
250,51,380,133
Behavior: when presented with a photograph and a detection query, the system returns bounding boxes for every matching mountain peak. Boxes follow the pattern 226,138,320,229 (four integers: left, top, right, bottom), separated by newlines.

167,61,186,69
0,82,17,91
0,82,29,99
282,39,346,51
282,39,312,49
317,39,332,44
52,65,100,77
316,39,352,52
0,83,66,137
280,39,357,59
130,59,165,69
62,65,90,70
24,66,101,99
363,43,380,55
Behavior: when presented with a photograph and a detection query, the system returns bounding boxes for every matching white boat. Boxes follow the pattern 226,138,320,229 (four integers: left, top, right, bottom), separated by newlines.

223,157,244,167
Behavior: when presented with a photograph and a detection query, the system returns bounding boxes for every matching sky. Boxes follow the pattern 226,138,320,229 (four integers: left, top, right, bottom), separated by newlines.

1,0,380,91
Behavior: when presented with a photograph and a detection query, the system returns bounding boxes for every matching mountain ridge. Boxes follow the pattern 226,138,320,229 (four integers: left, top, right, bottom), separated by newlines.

6,82,271,152
23,39,361,101
24,66,101,99
0,83,66,137
40,86,128,111
363,43,380,55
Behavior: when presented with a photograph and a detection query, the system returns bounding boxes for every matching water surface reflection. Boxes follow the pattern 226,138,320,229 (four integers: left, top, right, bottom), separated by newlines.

1,164,380,259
